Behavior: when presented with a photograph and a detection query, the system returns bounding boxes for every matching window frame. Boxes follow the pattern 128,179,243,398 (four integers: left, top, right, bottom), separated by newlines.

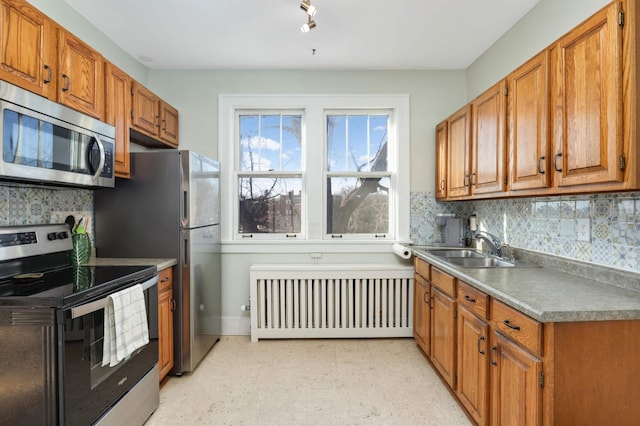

219,94,410,249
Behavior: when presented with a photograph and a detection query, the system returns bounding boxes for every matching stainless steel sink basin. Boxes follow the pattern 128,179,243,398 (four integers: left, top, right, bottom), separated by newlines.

423,249,485,258
414,247,540,268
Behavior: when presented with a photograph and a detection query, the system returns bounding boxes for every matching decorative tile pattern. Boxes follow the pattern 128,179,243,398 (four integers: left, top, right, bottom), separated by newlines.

410,191,640,273
1,184,94,245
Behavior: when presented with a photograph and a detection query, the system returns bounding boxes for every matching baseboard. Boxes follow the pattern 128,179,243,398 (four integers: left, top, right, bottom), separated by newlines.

220,316,251,335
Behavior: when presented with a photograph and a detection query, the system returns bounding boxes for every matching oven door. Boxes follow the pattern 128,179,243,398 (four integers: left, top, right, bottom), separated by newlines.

59,275,158,426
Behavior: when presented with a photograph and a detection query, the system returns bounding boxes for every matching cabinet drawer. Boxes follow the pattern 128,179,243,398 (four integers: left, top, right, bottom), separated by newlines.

431,267,456,297
457,280,489,320
414,257,430,280
158,267,173,292
491,299,542,356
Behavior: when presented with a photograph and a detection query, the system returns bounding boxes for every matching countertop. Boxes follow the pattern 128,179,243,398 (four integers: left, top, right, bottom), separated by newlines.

412,247,640,323
84,257,177,271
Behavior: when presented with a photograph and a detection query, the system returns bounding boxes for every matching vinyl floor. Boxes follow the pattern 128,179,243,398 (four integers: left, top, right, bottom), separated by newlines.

145,336,471,425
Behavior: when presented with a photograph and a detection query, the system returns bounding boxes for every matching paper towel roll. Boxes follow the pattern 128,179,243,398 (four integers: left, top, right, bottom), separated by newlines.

392,243,412,260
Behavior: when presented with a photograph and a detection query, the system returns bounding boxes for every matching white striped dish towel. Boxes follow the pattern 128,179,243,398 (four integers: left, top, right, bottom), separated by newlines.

102,284,149,367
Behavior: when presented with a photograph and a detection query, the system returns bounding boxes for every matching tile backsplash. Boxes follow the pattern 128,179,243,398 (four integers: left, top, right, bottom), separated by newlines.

410,191,640,274
0,184,94,241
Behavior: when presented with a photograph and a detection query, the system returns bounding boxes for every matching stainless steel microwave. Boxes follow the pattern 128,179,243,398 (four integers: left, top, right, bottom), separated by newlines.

0,80,115,188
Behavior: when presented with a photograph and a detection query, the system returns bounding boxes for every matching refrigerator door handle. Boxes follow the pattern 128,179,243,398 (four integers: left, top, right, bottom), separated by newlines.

183,190,189,224
183,235,189,266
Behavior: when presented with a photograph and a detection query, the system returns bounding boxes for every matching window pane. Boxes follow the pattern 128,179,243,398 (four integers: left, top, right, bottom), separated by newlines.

326,114,388,172
327,177,389,234
238,177,302,234
239,113,302,172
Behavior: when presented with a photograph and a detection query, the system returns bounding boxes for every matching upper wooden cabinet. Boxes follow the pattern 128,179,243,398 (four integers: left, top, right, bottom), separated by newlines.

0,0,56,98
131,81,179,148
446,105,472,199
472,80,507,196
57,29,103,119
105,62,131,178
435,120,448,200
508,51,550,192
550,1,624,190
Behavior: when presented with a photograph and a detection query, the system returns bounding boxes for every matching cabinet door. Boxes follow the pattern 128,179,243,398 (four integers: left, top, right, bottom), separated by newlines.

158,268,174,382
159,100,179,147
550,1,623,188
447,105,472,198
457,305,489,426
0,0,56,98
58,29,103,119
490,332,542,426
435,120,448,199
508,51,549,191
131,82,160,136
472,80,506,195
104,62,131,178
431,286,457,388
413,274,431,356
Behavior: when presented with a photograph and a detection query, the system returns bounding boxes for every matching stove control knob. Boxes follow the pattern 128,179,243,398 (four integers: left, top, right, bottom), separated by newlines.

47,232,57,240
57,231,69,239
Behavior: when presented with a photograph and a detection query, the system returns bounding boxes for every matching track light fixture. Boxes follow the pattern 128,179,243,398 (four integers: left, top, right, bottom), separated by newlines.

300,0,317,17
299,0,317,33
300,17,316,33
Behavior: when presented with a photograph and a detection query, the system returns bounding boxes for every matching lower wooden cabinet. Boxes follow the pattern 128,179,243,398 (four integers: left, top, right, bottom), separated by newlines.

430,285,457,389
413,274,431,356
490,331,542,426
457,305,489,425
158,266,174,382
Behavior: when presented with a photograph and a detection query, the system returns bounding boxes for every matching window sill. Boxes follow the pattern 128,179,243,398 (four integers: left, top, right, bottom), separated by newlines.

221,240,412,254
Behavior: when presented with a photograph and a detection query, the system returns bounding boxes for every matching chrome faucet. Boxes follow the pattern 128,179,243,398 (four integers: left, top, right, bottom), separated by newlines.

472,231,502,257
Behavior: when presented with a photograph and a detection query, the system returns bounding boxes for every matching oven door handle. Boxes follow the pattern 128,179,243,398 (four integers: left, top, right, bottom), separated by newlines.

71,275,158,319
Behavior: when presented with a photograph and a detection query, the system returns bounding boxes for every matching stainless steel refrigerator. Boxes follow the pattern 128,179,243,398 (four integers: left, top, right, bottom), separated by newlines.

95,150,220,375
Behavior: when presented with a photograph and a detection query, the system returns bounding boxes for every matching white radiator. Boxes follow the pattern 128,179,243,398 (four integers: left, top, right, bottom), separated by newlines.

249,264,414,342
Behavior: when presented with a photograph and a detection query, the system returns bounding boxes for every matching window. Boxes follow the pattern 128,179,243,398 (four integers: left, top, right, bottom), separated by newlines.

237,112,303,237
326,112,391,238
219,94,409,247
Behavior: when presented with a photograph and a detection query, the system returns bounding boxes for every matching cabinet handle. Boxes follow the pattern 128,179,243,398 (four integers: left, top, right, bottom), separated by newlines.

554,153,563,172
171,299,176,312
464,295,476,303
162,119,166,131
470,172,476,186
440,180,445,191
156,115,160,128
423,291,430,306
490,346,498,366
477,336,486,355
538,156,545,174
161,277,170,283
464,174,470,187
43,65,52,84
503,319,521,331
61,74,70,92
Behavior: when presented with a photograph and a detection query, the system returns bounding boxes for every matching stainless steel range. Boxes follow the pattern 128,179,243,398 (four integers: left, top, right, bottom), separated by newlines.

0,224,159,426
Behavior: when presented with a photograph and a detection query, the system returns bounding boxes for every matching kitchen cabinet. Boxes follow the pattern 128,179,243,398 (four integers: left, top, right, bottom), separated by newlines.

471,80,507,196
550,1,624,191
158,266,174,382
446,105,472,198
0,0,56,98
413,258,431,356
435,120,448,200
507,51,550,192
490,331,542,426
104,61,131,178
57,28,104,119
456,281,489,426
131,81,179,148
429,267,457,389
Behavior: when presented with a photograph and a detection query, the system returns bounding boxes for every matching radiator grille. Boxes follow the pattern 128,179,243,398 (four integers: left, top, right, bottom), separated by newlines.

249,264,414,342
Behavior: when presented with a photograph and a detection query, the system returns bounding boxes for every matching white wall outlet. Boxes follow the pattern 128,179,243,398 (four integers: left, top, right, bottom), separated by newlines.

576,218,591,242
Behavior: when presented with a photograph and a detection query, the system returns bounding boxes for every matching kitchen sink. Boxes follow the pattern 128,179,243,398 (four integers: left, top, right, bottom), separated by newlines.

414,248,540,268
423,249,485,258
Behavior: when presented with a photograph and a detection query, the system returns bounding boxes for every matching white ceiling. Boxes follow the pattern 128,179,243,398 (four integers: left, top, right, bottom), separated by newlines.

64,0,540,71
